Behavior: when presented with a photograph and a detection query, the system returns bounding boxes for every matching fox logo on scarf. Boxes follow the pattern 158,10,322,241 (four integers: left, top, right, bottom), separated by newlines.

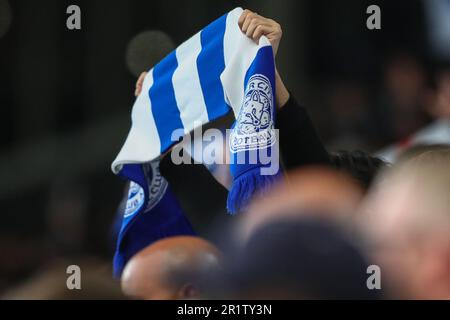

111,7,280,276
230,74,276,153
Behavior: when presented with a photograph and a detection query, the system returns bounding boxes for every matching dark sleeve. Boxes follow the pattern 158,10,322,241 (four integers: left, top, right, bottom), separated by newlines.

277,93,331,170
159,153,228,231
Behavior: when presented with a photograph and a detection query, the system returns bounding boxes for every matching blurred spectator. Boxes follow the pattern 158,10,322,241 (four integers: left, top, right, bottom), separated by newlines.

326,82,373,150
427,63,450,119
0,235,52,294
378,63,450,162
217,218,380,299
45,180,88,255
121,236,221,300
360,148,450,299
375,51,430,145
236,167,364,243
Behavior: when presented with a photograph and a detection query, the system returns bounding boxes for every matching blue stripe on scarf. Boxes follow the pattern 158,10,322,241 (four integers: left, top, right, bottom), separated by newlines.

197,13,229,120
149,51,184,153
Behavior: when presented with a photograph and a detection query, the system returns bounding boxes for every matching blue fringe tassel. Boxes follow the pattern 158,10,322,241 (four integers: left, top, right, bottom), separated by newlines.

227,167,280,215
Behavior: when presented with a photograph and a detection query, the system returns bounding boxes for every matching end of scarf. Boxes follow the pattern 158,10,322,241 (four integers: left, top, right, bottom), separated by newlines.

226,167,281,215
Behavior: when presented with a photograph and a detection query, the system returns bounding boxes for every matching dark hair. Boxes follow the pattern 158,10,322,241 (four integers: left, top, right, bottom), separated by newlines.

223,218,381,300
330,150,387,190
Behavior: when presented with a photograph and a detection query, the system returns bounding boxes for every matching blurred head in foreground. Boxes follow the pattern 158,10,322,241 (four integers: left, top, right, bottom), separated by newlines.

237,167,364,242
361,148,450,299
121,236,221,300
220,218,379,300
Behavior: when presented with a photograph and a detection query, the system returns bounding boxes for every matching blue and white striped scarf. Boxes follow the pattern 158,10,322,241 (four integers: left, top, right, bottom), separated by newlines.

112,7,280,275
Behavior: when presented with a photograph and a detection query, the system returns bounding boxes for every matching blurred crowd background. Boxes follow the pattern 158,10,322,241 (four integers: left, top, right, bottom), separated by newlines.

0,0,449,299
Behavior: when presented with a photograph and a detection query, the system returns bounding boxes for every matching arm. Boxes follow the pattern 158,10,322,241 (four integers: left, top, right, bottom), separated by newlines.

276,89,330,170
240,10,330,170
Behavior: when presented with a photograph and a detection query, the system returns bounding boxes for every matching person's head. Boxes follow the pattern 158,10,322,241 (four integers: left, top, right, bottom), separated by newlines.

383,51,426,108
223,218,379,299
360,148,450,299
330,150,388,191
396,144,450,163
121,236,221,300
237,167,364,242
425,62,450,120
